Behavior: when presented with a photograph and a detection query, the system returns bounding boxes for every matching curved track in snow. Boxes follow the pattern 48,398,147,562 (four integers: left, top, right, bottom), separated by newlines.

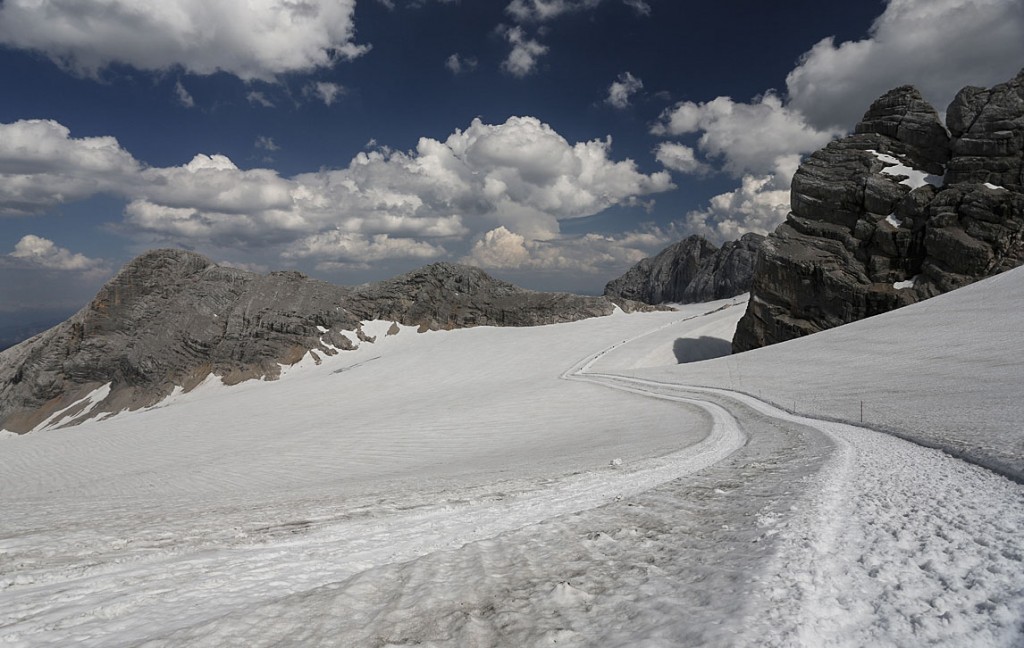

2,302,1023,647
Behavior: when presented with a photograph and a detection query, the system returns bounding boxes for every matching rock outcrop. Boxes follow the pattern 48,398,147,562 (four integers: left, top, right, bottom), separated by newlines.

350,262,631,330
0,251,641,433
733,70,1024,352
603,233,764,304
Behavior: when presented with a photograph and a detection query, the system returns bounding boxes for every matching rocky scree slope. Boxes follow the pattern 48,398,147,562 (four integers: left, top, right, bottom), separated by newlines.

733,70,1024,352
604,233,764,304
0,251,641,433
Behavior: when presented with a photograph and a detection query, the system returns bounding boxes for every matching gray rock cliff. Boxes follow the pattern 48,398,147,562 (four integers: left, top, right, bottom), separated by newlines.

733,70,1024,352
0,251,643,433
603,233,763,304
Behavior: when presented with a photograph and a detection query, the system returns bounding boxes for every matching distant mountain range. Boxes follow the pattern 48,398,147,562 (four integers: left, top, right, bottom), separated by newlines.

603,233,763,305
0,252,653,433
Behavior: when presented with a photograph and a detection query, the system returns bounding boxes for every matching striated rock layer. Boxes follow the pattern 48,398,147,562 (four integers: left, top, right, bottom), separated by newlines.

603,233,764,304
0,251,644,433
734,70,1024,352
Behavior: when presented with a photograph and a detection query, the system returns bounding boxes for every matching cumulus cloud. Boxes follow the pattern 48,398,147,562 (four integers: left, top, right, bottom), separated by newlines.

606,72,643,109
284,231,445,269
0,119,141,215
9,235,108,273
307,82,346,106
2,116,672,267
445,53,478,75
0,0,369,82
462,224,673,274
786,0,1024,130
652,92,842,177
683,157,798,243
654,142,708,175
500,26,549,77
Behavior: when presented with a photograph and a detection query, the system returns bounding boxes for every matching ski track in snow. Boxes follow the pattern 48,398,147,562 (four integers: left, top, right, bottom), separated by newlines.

2,294,1023,646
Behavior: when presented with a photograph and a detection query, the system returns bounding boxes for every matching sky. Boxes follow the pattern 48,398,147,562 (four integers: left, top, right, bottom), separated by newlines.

0,0,1022,324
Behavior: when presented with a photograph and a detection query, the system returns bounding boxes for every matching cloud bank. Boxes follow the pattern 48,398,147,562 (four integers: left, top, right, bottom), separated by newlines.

0,116,674,271
0,0,368,81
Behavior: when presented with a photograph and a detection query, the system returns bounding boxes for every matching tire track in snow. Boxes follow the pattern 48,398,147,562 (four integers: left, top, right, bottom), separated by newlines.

1,341,747,647
575,373,1024,647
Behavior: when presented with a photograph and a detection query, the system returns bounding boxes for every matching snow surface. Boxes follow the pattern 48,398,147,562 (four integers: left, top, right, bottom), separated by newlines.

885,213,903,228
893,276,917,289
868,149,944,189
984,182,1007,191
1,278,1023,646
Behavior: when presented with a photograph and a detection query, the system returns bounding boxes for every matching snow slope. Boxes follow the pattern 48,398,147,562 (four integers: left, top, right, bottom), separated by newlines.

1,272,1023,646
605,266,1024,482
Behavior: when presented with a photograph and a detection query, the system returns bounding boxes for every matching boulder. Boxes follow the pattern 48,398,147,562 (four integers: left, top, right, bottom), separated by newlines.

734,70,1024,353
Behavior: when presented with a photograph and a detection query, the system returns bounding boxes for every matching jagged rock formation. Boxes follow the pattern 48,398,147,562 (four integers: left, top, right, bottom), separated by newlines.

349,262,629,330
734,70,1024,352
0,250,641,433
603,233,764,304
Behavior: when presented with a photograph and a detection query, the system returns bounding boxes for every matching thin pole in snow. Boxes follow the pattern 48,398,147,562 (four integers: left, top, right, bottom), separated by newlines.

860,400,864,423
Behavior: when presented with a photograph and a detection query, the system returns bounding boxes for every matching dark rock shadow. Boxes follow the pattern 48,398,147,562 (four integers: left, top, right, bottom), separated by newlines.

673,336,732,364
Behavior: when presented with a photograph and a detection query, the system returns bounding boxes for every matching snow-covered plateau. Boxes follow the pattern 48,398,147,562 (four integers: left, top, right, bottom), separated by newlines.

1,268,1023,647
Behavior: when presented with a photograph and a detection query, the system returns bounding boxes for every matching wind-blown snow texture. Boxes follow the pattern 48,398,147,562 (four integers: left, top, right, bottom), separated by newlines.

1,271,1023,647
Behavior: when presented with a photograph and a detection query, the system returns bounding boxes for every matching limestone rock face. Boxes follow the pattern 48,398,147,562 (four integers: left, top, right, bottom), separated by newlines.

349,262,632,330
603,233,763,304
0,252,640,433
733,70,1024,353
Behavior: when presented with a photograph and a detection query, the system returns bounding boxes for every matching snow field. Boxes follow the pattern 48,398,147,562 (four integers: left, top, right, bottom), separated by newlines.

0,300,747,646
2,276,1023,646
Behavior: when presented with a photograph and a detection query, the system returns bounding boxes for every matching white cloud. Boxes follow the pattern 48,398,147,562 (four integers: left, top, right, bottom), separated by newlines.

0,119,141,215
246,91,275,108
445,53,478,75
217,260,270,274
285,232,445,269
653,93,842,177
684,171,792,244
9,235,108,273
501,26,549,77
654,142,708,175
174,80,195,108
506,0,650,21
307,82,345,107
505,0,600,21
255,136,279,152
462,224,674,273
606,72,643,109
0,0,369,82
1,116,672,267
785,0,1024,130
621,0,650,16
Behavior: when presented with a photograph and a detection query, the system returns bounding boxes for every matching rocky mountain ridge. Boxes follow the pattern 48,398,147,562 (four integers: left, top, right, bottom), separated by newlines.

733,69,1024,352
603,233,764,304
0,250,647,433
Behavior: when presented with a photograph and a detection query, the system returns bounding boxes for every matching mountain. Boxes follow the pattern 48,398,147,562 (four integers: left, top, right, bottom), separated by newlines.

603,233,763,304
733,69,1024,352
0,250,645,433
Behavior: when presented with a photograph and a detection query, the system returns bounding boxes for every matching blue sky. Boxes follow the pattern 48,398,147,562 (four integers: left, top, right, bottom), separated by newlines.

0,0,1022,323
